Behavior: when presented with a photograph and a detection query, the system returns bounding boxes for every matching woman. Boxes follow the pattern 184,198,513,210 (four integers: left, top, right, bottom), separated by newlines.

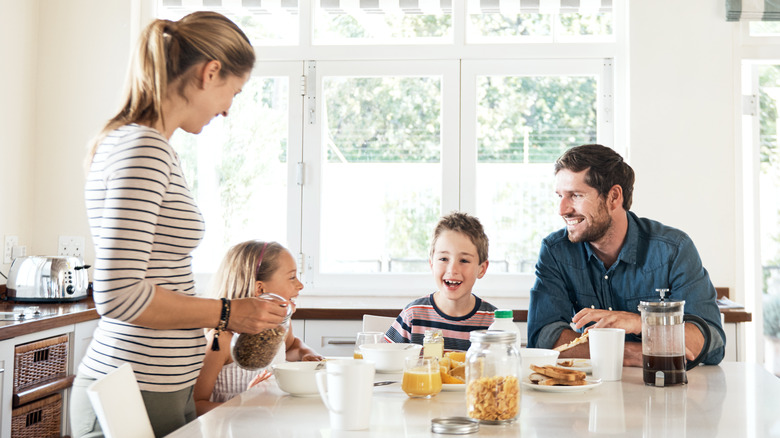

70,12,287,438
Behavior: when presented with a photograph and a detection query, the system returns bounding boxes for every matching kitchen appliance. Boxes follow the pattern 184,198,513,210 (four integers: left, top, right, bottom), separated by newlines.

638,289,711,386
6,256,90,302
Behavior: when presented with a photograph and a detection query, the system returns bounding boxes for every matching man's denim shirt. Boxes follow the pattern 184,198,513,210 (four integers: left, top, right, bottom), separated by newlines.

527,211,726,365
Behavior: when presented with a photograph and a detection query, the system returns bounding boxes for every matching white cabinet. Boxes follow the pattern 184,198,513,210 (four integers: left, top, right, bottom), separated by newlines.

302,320,362,357
71,319,99,372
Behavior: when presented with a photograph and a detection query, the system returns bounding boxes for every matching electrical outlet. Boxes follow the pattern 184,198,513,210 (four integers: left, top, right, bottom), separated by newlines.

4,235,18,264
58,235,85,259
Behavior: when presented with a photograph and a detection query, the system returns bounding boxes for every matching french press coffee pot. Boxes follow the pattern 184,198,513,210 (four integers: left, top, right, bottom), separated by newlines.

638,289,711,387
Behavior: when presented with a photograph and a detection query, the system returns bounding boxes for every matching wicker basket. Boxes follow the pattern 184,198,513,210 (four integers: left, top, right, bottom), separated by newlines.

13,335,69,393
11,393,62,438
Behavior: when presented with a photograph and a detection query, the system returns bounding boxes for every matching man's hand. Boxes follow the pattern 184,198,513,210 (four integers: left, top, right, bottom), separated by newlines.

684,322,706,361
623,341,642,367
572,308,642,335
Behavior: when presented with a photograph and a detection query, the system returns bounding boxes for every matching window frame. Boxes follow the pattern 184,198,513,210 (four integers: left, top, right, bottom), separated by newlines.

145,1,625,299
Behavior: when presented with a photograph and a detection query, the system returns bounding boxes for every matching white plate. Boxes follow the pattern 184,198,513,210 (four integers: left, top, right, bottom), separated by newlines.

556,358,592,374
522,377,602,393
441,383,465,392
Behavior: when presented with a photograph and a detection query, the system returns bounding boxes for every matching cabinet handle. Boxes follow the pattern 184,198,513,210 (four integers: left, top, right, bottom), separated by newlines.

325,339,356,346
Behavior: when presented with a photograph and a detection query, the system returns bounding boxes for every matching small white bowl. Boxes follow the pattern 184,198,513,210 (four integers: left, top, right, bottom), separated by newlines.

359,343,422,373
271,361,323,396
519,348,560,379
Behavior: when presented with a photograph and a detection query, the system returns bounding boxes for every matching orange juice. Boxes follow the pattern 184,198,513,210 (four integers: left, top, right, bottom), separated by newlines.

354,352,363,359
402,368,442,398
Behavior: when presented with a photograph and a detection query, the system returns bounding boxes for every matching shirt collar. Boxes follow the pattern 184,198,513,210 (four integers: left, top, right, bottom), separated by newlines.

584,211,638,266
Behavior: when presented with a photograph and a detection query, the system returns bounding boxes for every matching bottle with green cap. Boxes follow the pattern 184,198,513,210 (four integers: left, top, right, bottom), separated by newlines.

488,309,522,349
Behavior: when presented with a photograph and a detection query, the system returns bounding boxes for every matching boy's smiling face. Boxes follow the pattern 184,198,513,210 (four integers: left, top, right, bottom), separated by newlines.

430,230,488,306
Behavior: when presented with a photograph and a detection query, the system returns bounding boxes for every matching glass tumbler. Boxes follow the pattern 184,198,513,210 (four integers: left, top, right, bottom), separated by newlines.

354,332,384,359
402,356,442,398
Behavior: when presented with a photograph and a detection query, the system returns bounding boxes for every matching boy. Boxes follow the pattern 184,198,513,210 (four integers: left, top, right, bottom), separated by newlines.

385,211,497,351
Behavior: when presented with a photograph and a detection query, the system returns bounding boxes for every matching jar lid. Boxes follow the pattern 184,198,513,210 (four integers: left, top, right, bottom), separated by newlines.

470,329,516,343
638,300,685,315
431,417,479,434
494,309,513,319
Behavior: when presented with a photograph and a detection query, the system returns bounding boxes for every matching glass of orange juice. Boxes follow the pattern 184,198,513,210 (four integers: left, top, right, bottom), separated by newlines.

402,356,442,399
354,332,383,359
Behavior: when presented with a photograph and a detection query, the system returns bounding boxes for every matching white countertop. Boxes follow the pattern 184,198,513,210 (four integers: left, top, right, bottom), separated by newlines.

167,362,780,437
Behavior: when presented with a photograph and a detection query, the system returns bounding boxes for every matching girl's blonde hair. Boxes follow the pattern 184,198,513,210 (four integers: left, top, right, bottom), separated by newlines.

210,241,287,300
87,11,255,164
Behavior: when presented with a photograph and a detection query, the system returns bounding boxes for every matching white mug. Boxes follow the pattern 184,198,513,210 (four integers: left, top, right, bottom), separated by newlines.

588,328,625,381
316,359,375,430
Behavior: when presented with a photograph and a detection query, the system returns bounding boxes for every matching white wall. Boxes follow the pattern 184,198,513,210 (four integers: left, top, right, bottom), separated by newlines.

628,0,737,299
0,0,741,300
30,0,133,264
0,0,37,273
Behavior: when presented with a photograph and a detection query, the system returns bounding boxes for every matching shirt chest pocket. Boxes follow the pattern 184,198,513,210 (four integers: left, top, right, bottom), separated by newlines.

571,289,600,312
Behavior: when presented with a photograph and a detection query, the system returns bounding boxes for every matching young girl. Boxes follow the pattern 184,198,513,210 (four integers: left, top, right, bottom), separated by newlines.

194,241,323,415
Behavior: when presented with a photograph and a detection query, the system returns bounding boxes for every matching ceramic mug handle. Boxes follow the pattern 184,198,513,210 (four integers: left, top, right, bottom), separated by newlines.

316,370,344,415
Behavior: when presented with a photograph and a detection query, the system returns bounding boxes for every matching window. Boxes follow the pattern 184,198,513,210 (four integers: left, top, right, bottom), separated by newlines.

746,63,780,361
153,1,622,298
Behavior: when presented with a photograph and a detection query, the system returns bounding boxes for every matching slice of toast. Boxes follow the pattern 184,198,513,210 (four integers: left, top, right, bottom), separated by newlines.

553,331,590,352
529,364,587,381
537,377,588,386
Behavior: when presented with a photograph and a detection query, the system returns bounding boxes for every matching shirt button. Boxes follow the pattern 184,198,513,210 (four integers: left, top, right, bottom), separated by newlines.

604,275,608,280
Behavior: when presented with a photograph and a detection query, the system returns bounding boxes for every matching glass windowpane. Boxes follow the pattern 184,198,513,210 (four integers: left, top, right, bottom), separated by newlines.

157,2,299,45
314,7,452,44
320,76,442,273
173,76,290,272
474,75,598,273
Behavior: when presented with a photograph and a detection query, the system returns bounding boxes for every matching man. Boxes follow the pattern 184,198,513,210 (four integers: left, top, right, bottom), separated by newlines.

527,144,725,366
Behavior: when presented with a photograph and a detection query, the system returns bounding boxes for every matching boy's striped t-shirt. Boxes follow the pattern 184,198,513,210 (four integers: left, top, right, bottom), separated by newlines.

385,293,497,351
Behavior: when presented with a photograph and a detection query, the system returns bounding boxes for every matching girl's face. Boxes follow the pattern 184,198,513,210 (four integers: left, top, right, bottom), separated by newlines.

256,250,303,305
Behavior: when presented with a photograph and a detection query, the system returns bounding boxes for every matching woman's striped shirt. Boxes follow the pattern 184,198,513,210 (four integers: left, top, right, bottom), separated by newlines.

80,124,206,392
385,293,497,351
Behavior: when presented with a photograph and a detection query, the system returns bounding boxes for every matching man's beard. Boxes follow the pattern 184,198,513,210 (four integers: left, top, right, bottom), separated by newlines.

567,201,612,244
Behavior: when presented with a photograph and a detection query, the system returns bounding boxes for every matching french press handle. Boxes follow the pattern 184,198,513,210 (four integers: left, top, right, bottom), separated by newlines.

683,314,712,370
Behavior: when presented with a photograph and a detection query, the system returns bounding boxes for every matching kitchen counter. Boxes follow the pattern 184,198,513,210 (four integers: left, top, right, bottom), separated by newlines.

0,285,98,341
0,283,751,340
167,362,780,438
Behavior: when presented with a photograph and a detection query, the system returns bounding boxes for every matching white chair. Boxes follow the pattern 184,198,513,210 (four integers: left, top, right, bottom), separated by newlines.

86,363,155,438
362,314,396,333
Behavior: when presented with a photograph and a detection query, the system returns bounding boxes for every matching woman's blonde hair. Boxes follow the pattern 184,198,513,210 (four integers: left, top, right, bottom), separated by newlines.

209,241,287,300
87,11,255,164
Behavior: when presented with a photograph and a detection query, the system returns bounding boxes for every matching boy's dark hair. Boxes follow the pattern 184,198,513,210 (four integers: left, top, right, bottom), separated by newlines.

430,212,489,264
554,144,635,210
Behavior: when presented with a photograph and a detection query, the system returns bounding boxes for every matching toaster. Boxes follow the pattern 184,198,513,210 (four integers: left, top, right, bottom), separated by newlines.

6,256,90,302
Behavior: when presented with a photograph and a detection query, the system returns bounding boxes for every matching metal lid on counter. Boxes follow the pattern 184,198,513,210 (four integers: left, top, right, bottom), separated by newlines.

431,417,479,434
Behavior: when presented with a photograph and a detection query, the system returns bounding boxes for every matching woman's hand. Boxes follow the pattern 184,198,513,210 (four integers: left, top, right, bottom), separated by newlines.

228,297,288,334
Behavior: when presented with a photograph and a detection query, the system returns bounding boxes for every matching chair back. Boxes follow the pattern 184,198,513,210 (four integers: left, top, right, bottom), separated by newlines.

362,314,396,333
86,363,155,438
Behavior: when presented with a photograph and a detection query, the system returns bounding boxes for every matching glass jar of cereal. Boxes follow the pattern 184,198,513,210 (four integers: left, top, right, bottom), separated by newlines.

465,330,520,424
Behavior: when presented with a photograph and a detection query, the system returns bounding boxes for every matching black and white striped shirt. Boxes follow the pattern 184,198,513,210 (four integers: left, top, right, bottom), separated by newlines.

80,124,206,391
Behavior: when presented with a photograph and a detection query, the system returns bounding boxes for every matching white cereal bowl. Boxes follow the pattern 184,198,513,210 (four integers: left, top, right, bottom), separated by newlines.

519,348,560,379
271,362,323,397
359,343,422,373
